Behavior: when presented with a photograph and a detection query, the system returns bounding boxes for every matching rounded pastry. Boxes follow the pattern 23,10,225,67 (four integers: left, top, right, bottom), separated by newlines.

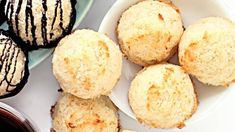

52,93,119,132
129,64,198,128
117,0,183,66
0,30,29,98
52,29,122,99
4,0,76,49
179,17,235,86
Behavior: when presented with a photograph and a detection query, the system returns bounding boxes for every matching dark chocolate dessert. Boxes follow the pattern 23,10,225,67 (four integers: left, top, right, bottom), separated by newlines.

0,30,29,98
5,0,76,49
0,108,35,132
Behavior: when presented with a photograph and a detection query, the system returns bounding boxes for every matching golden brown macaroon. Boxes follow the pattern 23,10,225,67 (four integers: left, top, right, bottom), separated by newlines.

179,17,235,86
52,94,119,132
117,0,183,66
52,29,122,99
129,64,198,128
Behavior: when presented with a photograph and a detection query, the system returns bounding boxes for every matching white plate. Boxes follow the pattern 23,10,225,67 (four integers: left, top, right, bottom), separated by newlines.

99,0,235,126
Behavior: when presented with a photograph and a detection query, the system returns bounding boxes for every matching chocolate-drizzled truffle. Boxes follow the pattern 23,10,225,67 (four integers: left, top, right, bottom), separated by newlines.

0,30,29,98
5,0,76,49
0,0,6,25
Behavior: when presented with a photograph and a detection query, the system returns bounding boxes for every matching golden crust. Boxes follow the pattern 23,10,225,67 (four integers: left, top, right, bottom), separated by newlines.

129,64,198,128
117,0,183,66
52,94,119,132
179,17,235,86
52,29,122,99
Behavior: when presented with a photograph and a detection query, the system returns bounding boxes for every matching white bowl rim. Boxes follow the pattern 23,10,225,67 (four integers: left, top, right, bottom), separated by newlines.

99,0,235,124
0,102,40,132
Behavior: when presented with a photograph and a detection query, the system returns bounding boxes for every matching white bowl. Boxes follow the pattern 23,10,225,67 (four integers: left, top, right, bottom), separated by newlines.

0,102,39,131
99,0,235,126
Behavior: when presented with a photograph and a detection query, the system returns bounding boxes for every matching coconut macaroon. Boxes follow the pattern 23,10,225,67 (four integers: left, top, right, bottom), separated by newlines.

0,30,29,98
52,29,122,99
129,64,198,128
4,0,76,49
179,17,235,86
117,0,183,66
52,94,119,132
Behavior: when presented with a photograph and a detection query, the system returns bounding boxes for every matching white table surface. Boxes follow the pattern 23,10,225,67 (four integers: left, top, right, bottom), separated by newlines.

2,0,235,132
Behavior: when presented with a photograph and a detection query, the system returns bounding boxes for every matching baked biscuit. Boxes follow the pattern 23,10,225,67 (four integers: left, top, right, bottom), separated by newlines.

53,29,122,99
179,17,235,86
52,94,119,132
117,0,183,66
129,64,198,128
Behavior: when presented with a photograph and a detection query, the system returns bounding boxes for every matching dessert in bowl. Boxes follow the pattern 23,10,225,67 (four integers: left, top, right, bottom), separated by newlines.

99,0,235,128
